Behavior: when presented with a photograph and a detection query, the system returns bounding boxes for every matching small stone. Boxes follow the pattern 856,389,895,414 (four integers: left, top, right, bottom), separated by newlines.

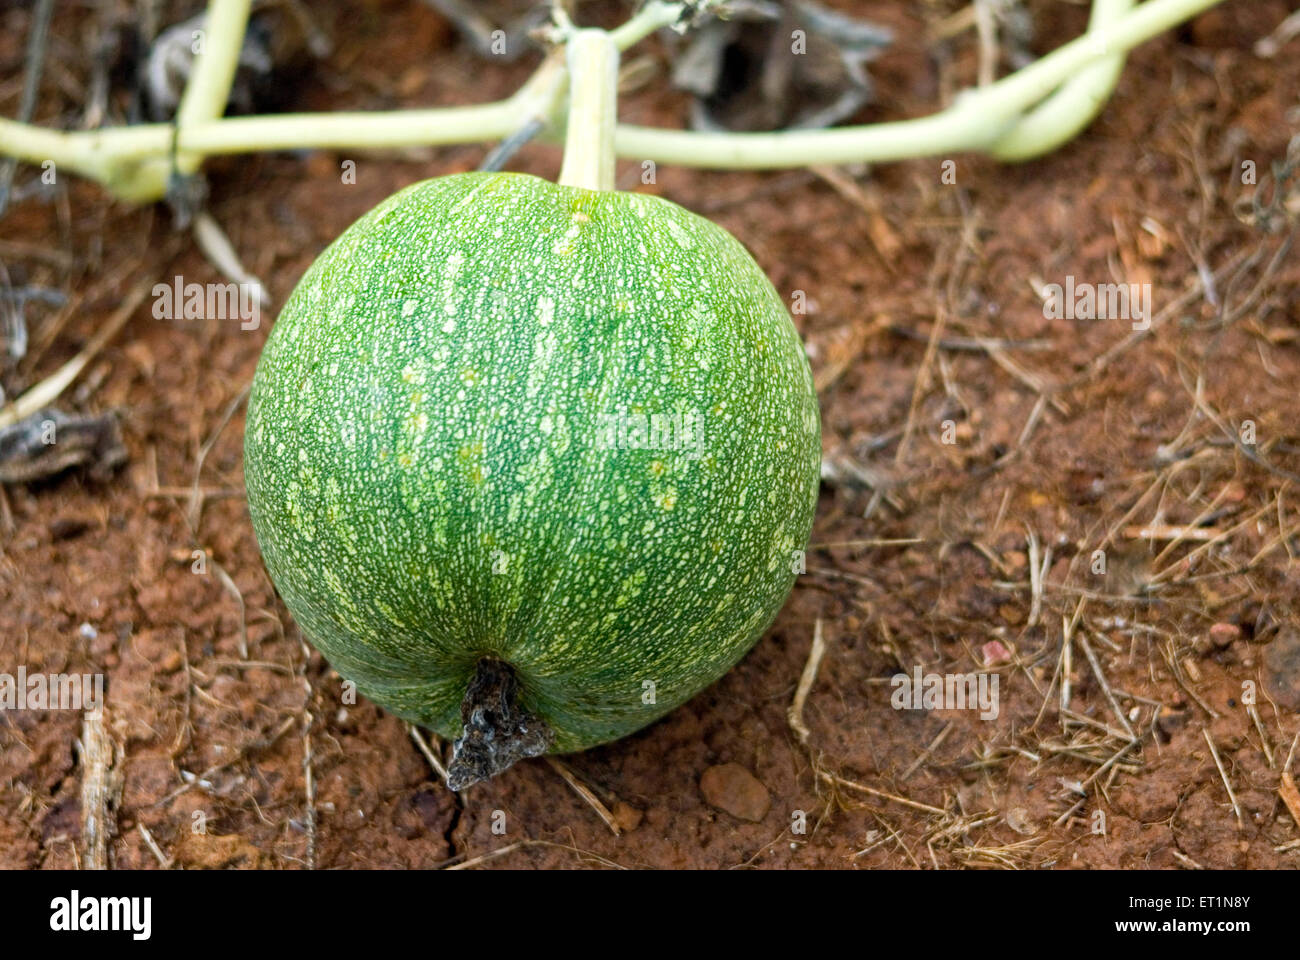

700,763,770,822
1208,622,1240,648
981,640,1012,667
612,801,643,833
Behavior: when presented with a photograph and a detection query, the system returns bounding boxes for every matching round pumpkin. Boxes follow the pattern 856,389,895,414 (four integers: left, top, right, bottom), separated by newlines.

244,171,820,786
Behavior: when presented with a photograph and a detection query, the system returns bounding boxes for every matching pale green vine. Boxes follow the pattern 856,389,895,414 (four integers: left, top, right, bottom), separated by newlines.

0,0,1232,202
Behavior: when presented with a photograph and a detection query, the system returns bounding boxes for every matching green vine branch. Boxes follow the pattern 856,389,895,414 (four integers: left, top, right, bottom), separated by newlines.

0,0,1231,202
991,0,1133,161
615,0,1224,167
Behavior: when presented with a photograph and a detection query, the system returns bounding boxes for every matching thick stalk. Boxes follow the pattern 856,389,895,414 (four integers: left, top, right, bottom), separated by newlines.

557,29,619,191
445,659,554,790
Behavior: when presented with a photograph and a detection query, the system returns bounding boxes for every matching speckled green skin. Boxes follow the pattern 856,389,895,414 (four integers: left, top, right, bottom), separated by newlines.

244,172,820,754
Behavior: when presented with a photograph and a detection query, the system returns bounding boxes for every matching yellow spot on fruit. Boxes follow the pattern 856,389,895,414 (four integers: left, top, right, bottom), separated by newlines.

404,411,429,435
655,488,678,511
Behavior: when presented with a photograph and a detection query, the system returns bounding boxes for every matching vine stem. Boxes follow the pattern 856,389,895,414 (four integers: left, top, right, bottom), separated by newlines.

0,0,1231,200
557,30,619,191
175,0,252,173
614,0,1226,167
991,0,1134,161
608,0,716,49
113,0,254,198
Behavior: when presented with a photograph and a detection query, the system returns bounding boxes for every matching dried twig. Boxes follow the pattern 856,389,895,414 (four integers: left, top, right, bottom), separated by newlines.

445,838,628,871
546,757,621,836
1203,729,1243,830
788,618,826,745
79,705,122,870
819,771,948,816
1078,633,1135,740
1279,771,1300,832
409,724,449,783
902,721,953,780
0,280,152,429
136,823,172,869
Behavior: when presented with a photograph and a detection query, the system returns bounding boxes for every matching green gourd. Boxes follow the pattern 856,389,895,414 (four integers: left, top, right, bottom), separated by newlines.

244,170,821,787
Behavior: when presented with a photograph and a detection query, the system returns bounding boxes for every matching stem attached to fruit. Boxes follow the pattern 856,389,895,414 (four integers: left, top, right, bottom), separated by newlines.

556,29,619,192
446,658,554,790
